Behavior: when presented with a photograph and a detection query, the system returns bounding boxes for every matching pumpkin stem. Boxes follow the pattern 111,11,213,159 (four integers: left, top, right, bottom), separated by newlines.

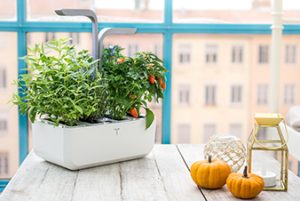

243,166,248,178
208,155,212,163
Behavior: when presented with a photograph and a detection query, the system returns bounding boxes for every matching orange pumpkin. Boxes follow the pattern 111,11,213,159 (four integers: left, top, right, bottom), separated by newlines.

190,156,231,189
226,166,264,199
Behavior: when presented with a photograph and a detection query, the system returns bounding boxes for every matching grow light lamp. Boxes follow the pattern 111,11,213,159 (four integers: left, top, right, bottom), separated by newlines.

55,9,99,60
55,9,136,67
98,28,137,63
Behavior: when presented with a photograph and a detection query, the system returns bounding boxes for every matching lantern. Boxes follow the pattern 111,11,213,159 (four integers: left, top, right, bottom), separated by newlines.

247,113,288,191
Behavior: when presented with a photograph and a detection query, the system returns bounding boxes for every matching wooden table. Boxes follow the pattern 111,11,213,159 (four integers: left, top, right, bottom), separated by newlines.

1,145,300,201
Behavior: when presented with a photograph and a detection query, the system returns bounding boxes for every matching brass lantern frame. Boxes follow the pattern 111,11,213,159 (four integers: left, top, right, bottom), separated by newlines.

247,114,288,191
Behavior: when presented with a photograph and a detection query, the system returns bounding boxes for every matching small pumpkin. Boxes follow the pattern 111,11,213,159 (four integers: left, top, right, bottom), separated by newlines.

226,166,264,199
190,155,231,189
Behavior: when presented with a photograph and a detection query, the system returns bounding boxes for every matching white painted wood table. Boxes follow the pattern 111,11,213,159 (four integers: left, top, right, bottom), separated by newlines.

1,145,300,201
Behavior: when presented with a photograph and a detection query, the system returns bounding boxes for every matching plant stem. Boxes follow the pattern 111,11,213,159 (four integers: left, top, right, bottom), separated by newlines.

208,155,212,163
243,166,248,178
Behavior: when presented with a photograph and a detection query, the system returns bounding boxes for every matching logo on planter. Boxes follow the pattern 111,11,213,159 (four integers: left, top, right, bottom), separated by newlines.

114,128,120,135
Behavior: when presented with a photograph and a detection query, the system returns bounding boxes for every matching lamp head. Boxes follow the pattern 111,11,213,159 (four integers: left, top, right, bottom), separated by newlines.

55,9,98,23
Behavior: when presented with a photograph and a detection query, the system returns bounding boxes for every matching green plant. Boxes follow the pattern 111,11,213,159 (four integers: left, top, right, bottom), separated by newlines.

12,38,106,126
101,45,167,128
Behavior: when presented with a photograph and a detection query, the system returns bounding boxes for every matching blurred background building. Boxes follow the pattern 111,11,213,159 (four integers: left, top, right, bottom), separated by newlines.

1,0,300,178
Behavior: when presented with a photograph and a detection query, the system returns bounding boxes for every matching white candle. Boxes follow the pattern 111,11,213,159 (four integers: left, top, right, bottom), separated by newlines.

257,170,277,187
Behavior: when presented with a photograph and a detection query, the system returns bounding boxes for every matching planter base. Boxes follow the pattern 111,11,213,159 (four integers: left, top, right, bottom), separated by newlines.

32,117,156,170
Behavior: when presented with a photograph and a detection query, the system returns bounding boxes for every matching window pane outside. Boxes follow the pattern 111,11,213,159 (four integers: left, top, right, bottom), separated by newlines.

27,0,164,22
0,32,18,179
173,0,300,23
0,0,16,21
172,34,300,145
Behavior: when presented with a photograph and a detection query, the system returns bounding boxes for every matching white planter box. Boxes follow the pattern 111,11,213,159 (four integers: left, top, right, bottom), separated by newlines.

32,117,156,170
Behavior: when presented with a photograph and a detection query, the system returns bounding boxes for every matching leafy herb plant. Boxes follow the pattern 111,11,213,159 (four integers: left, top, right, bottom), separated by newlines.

12,38,106,126
101,46,167,127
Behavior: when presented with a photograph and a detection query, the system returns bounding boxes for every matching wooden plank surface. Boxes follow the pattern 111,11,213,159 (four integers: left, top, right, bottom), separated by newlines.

0,145,204,201
177,144,300,201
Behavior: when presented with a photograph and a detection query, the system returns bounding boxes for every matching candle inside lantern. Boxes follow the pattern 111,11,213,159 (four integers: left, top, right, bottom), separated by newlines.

256,168,277,187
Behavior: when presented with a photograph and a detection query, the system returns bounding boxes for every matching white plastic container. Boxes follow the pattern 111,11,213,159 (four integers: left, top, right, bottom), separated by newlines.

32,117,156,170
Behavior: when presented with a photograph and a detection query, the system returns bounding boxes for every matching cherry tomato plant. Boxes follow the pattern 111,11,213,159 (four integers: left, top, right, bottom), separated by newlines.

101,46,167,127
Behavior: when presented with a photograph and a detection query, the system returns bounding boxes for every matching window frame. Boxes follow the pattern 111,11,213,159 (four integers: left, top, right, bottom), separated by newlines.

230,84,243,104
204,84,217,105
178,84,190,105
1,0,300,190
285,44,297,64
284,84,295,105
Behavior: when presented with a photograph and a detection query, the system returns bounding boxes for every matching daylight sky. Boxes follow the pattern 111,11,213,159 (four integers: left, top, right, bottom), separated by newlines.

95,0,300,10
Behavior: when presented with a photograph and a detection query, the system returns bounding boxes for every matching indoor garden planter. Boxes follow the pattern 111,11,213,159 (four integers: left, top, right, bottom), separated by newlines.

12,9,167,170
32,116,156,170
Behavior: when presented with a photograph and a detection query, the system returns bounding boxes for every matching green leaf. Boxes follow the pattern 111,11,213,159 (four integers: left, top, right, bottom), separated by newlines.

145,108,154,129
74,105,83,114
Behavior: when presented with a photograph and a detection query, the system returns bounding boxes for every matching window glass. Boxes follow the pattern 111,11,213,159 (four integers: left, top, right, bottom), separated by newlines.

232,45,244,64
205,44,218,64
0,32,18,179
0,152,9,176
0,68,7,89
285,45,297,64
205,85,216,105
173,0,300,23
178,44,191,64
231,85,243,104
258,45,269,64
257,84,268,105
27,0,163,22
0,0,16,20
284,84,295,105
178,84,190,105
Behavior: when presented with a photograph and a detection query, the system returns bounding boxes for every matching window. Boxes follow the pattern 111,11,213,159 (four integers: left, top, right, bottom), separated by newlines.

1,0,300,192
230,85,243,104
27,0,164,22
285,45,297,64
205,85,216,105
229,123,242,138
69,32,80,45
0,1,15,20
0,152,9,175
178,44,191,64
45,32,56,42
0,68,6,89
127,44,139,57
203,124,216,142
0,119,7,132
231,45,244,63
258,45,269,64
284,84,295,105
0,33,18,181
178,84,190,105
257,84,268,105
205,44,218,63
177,124,191,143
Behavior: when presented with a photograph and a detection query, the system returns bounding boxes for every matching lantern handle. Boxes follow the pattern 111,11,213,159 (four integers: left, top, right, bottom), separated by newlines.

252,119,289,150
